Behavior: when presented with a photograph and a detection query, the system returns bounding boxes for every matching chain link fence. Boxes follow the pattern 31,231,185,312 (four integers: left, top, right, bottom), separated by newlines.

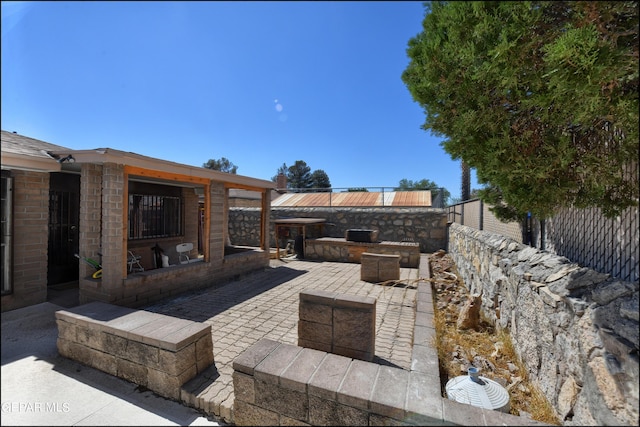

448,199,525,243
448,199,639,283
537,205,639,283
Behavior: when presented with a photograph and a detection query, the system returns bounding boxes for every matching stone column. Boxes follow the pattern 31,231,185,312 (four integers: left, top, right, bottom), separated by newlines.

99,162,125,302
78,164,103,303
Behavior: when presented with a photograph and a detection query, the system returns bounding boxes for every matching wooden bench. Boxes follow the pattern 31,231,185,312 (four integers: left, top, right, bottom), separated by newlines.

56,301,214,400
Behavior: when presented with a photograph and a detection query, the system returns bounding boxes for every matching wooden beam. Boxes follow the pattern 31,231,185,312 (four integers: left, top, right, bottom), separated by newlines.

125,165,210,185
224,182,269,192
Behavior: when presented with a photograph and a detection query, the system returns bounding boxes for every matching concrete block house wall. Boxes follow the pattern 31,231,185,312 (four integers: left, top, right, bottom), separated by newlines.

1,170,50,311
76,161,272,308
2,130,274,312
78,163,103,290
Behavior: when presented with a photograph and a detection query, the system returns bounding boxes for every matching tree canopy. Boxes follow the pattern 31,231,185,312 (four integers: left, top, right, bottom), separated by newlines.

402,1,639,219
272,161,332,191
285,160,312,190
310,169,332,191
203,157,238,174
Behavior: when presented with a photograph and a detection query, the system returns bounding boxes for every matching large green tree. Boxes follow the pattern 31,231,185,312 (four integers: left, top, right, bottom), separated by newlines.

286,160,313,191
203,157,238,174
403,1,638,220
310,169,332,191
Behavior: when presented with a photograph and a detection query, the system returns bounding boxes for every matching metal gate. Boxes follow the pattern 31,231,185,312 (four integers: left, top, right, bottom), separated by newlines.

48,173,80,285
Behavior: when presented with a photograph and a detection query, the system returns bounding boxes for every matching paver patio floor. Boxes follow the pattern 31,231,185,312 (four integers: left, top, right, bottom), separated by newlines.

143,258,420,423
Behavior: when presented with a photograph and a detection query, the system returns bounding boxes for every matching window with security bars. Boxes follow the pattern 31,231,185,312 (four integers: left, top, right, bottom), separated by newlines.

129,193,183,240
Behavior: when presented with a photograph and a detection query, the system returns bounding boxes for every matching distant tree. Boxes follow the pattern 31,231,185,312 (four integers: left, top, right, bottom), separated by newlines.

402,1,639,220
346,188,369,192
272,161,333,192
271,163,288,182
395,178,451,206
287,160,313,191
310,169,331,192
451,187,483,205
203,157,238,174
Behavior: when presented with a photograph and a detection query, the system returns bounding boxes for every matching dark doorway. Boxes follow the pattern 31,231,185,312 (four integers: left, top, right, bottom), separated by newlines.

47,173,80,286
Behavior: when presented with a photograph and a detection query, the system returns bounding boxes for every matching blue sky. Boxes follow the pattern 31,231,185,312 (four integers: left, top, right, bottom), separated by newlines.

2,1,478,199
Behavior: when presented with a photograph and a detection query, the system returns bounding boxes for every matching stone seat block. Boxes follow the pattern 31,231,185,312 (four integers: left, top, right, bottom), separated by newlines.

298,290,376,362
361,252,400,282
56,301,214,400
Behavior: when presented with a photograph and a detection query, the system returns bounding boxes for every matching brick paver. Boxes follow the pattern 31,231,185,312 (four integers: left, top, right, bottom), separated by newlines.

143,259,419,423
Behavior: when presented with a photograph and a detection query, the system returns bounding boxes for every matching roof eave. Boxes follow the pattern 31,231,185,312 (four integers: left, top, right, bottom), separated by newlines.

0,151,62,172
48,148,275,189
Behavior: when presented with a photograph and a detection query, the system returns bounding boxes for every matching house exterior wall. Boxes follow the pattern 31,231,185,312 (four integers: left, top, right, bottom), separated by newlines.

79,162,124,304
127,186,200,269
79,163,103,281
2,131,274,312
117,181,269,308
79,168,270,308
1,170,49,312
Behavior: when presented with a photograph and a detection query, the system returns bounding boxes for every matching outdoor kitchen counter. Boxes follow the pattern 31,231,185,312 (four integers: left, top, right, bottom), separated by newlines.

304,237,420,268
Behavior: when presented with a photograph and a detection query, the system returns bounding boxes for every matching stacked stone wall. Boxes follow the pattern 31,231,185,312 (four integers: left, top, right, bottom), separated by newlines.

229,207,448,253
448,223,639,426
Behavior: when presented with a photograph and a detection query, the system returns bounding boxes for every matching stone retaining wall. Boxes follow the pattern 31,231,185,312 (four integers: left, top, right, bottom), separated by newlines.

228,207,448,253
447,223,639,426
